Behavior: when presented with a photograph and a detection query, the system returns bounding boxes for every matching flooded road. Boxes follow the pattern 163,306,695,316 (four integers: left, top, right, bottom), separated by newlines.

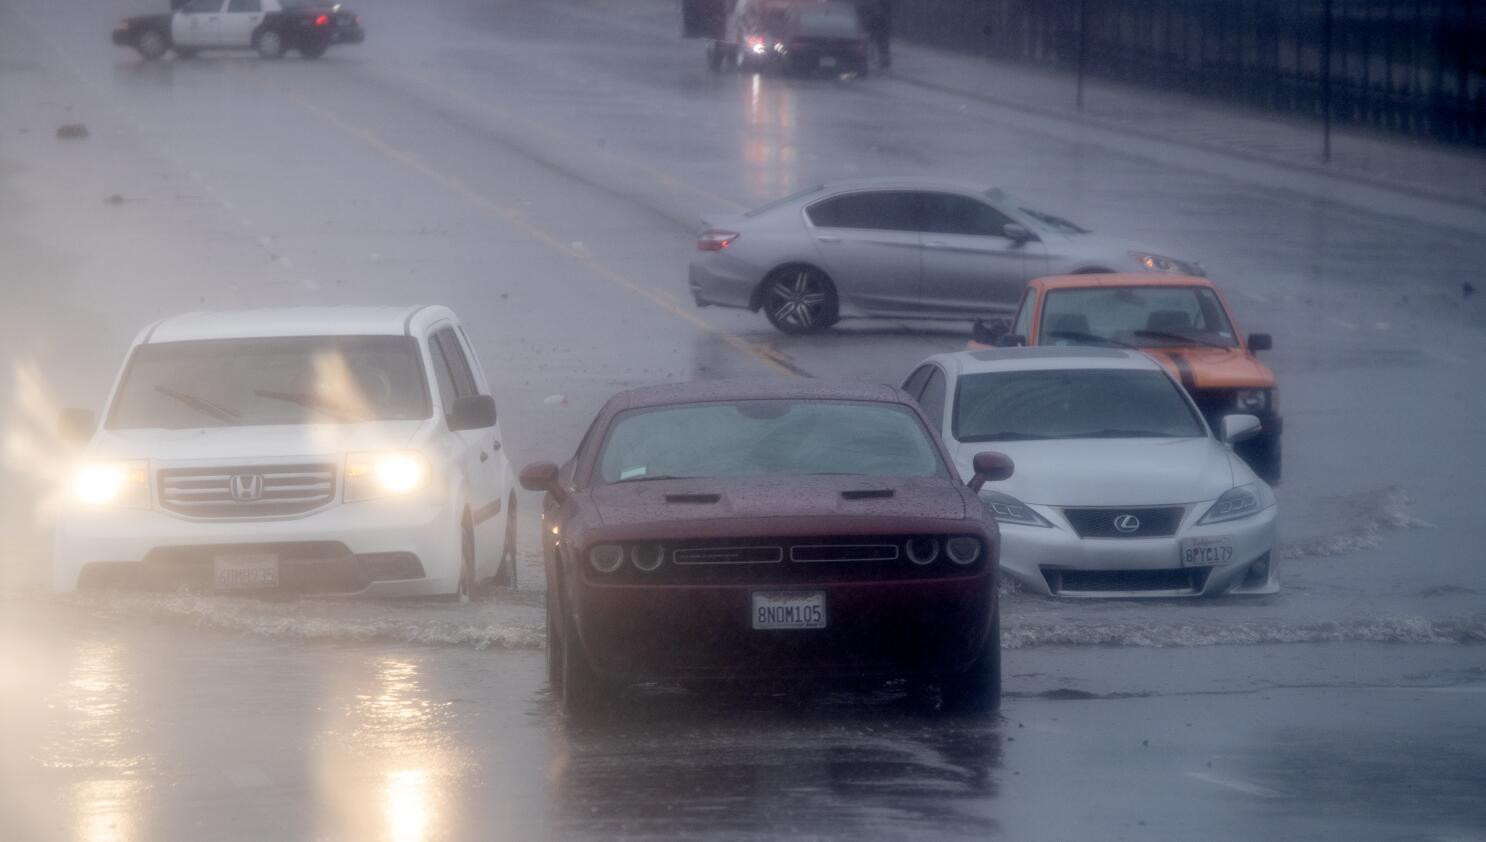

2,0,1484,838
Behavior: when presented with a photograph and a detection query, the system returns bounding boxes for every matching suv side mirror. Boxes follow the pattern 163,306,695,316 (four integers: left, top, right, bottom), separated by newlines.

1002,223,1037,245
520,461,567,502
1220,414,1262,444
971,318,1009,346
58,408,96,442
968,451,1014,492
1248,333,1273,352
447,395,497,431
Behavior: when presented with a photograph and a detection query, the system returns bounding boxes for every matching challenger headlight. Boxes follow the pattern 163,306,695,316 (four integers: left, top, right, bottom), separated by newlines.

978,489,1053,527
945,536,984,565
589,544,625,574
1197,483,1274,525
344,451,429,502
71,461,150,508
1234,389,1272,412
1130,251,1201,276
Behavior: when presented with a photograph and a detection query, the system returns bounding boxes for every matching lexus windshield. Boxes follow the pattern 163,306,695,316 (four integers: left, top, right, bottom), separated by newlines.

954,369,1205,442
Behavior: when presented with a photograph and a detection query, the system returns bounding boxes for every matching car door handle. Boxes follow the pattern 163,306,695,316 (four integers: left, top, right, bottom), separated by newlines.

480,452,489,462
815,235,841,244
491,440,502,451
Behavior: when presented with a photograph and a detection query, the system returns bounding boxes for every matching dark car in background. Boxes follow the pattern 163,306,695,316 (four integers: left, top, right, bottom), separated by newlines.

776,2,870,75
520,379,1012,716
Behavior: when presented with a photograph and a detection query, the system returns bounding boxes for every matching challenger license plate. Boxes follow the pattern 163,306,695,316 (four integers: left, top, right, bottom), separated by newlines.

752,591,827,630
1180,537,1234,567
213,553,280,590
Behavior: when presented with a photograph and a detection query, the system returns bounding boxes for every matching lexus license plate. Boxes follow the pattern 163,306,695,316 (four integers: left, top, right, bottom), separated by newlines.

1179,537,1234,567
752,590,827,630
213,553,280,590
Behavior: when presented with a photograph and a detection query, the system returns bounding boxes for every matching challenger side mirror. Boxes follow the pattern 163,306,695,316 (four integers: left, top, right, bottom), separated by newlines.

1220,414,1262,444
447,395,497,431
520,461,566,502
1002,223,1037,245
1248,333,1273,352
969,451,1014,493
971,318,1009,346
58,408,96,443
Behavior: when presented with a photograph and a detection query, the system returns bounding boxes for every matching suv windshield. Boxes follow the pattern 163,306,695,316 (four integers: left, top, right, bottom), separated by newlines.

954,369,1205,442
597,400,944,483
106,336,431,429
1040,286,1238,348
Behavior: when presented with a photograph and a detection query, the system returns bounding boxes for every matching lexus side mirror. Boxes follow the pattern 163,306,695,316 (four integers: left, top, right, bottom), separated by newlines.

1248,333,1273,352
1002,223,1037,244
971,318,1009,346
1220,414,1262,444
969,451,1014,492
447,394,497,431
58,408,96,443
520,461,566,502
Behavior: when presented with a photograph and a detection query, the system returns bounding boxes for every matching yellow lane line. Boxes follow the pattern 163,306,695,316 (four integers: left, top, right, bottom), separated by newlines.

288,94,795,377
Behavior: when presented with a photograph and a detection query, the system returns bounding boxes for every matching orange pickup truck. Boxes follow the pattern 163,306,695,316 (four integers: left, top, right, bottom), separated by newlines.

970,274,1281,482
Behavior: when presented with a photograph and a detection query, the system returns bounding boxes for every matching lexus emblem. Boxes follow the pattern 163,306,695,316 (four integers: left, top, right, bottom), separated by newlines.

229,474,264,502
1113,514,1141,534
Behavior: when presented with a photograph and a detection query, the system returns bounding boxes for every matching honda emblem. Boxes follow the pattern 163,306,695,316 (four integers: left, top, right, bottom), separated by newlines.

229,474,264,502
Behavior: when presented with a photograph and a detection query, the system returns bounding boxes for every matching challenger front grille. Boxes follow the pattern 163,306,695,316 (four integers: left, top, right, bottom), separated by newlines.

159,464,337,519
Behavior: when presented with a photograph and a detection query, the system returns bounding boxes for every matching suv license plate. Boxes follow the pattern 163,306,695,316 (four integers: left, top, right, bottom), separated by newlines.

213,553,280,590
1180,537,1234,567
752,591,827,630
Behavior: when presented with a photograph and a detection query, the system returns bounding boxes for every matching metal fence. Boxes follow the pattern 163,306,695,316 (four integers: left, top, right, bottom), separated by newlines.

893,0,1486,146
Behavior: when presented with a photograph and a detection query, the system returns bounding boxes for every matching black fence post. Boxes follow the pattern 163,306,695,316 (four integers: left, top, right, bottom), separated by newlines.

1322,0,1333,161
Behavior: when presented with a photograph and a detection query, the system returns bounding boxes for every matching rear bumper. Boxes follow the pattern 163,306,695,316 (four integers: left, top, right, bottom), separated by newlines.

688,257,757,310
334,26,364,44
53,498,459,597
112,29,133,46
568,572,996,683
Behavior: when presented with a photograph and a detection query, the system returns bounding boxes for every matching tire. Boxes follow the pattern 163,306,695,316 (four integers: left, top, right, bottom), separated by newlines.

545,585,563,693
560,606,609,718
493,492,518,589
457,514,476,602
1237,431,1282,485
254,28,286,59
299,40,328,59
136,29,169,61
941,612,1002,714
761,265,839,334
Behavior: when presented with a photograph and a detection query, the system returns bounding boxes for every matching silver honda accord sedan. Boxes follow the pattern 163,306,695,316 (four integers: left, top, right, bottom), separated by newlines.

688,177,1203,334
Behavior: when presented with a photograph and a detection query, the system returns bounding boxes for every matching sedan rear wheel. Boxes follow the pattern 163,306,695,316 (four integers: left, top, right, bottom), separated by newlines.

762,266,838,334
137,30,169,60
254,29,286,59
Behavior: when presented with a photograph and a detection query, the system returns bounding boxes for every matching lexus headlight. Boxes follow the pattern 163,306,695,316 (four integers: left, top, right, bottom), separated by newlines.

978,489,1053,527
1234,389,1272,412
1130,251,1201,276
345,451,429,502
71,461,150,509
1197,483,1274,525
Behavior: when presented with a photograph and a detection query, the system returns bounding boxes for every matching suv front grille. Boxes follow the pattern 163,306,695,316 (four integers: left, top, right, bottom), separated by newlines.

1062,506,1184,538
159,464,337,519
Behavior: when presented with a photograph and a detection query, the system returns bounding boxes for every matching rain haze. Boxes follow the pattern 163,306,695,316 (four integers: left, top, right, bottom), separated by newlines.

2,0,1484,840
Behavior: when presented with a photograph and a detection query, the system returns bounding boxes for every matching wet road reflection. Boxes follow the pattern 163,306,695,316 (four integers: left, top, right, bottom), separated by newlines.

740,72,800,202
551,690,1003,838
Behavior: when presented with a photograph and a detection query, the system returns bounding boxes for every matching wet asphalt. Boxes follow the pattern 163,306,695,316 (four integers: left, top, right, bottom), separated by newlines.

1,0,1485,839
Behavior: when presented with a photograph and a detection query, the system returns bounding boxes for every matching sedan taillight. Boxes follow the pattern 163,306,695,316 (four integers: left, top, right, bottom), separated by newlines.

697,229,739,251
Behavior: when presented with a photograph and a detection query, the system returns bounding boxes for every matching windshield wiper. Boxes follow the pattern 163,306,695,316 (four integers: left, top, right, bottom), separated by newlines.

964,432,1056,442
253,389,363,421
154,385,240,422
1132,329,1231,350
1044,331,1138,350
1079,429,1184,438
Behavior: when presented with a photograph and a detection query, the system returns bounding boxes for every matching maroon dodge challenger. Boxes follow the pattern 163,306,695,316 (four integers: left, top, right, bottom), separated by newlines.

520,379,1013,716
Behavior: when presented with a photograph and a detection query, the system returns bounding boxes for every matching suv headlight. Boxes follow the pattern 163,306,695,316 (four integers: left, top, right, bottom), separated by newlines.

1234,389,1272,412
1197,483,1274,525
71,460,150,508
345,451,429,502
1129,251,1201,276
978,489,1053,527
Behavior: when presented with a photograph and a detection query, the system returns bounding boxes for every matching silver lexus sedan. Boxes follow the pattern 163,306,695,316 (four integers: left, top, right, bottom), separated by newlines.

688,178,1203,334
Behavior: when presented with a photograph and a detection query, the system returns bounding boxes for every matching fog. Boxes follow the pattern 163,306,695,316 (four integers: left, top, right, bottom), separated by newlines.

2,0,1484,839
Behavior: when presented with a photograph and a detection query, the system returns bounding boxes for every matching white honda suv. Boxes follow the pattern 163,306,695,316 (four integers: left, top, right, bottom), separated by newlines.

53,306,517,598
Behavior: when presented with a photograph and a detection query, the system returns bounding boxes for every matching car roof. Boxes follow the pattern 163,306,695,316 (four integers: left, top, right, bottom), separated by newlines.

928,347,1168,377
1033,273,1216,290
141,306,443,344
604,378,906,412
